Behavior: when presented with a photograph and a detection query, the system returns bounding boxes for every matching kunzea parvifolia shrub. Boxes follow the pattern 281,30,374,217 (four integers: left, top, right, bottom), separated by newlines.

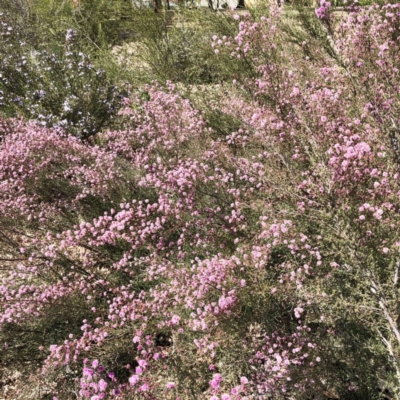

1,3,400,400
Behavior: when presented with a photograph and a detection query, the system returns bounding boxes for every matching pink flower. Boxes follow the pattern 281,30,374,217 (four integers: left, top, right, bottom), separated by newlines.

140,383,149,391
171,315,180,325
129,375,139,386
98,379,107,392
291,87,300,96
294,307,304,319
210,373,222,389
135,366,143,375
108,372,116,382
83,368,94,379
166,382,175,389
240,376,248,385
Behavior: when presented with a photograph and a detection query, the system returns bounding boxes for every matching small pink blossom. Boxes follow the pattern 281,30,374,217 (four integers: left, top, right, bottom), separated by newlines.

129,375,139,386
210,373,222,389
294,307,304,319
98,379,107,392
171,315,181,325
140,383,149,392
135,366,143,375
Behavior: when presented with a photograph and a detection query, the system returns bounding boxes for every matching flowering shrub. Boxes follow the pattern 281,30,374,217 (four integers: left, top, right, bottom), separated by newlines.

0,14,123,139
1,3,400,400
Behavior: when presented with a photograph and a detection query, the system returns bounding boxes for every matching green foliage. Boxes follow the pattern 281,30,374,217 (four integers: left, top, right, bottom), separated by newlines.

119,9,247,85
0,9,124,139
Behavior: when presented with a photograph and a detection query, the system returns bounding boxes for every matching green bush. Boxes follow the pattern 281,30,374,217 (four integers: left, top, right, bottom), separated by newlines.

0,8,124,139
